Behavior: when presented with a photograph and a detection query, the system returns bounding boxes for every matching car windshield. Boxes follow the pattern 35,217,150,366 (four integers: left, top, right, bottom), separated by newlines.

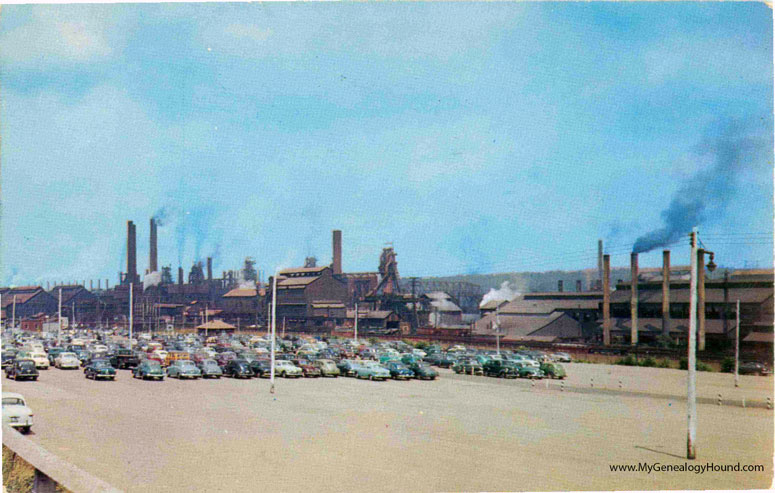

2,397,24,406
93,361,111,368
18,361,35,369
146,362,161,369
180,362,196,368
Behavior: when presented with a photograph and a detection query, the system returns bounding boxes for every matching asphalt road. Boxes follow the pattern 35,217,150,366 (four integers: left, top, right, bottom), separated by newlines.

3,365,773,492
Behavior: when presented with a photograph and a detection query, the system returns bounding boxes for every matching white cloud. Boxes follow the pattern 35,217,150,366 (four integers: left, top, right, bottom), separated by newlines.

0,6,115,68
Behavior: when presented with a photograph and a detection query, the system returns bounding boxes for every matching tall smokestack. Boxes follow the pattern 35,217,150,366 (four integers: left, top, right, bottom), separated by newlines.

150,218,158,273
597,239,603,285
127,221,138,284
697,248,706,351
576,280,582,293
207,257,213,281
662,250,671,338
178,267,184,285
603,254,611,346
630,252,639,345
98,279,101,290
332,230,342,275
557,280,563,292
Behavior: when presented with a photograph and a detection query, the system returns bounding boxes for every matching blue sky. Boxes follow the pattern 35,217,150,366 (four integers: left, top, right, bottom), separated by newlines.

1,3,772,286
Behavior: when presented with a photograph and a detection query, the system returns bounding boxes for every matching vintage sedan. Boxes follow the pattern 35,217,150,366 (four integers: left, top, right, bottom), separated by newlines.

313,359,340,377
452,359,484,376
132,361,165,381
167,360,202,379
516,364,545,379
197,359,223,379
540,362,566,379
46,347,64,365
384,361,415,380
274,360,303,378
84,360,117,380
2,351,16,369
54,352,81,370
2,393,33,434
738,361,772,376
355,362,391,381
483,360,519,379
5,360,39,381
408,362,438,380
224,359,254,379
248,359,272,378
28,352,50,370
337,359,360,377
292,359,322,378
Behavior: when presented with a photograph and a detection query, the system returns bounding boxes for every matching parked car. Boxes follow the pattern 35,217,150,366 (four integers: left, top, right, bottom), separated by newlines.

54,352,81,370
84,360,117,380
167,360,202,379
2,392,33,433
109,349,141,369
738,361,772,376
515,363,544,379
132,361,165,381
292,359,322,378
248,359,271,378
2,351,16,369
452,359,484,376
274,360,303,378
313,359,340,377
483,360,519,379
46,347,65,365
28,352,50,370
408,362,438,380
165,351,191,367
354,362,391,381
337,359,360,377
224,359,254,379
5,360,39,381
540,362,566,379
384,361,415,380
215,351,238,367
197,359,224,379
552,352,572,363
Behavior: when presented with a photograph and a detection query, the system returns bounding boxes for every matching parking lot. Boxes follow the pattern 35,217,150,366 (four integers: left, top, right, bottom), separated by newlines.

4,364,772,492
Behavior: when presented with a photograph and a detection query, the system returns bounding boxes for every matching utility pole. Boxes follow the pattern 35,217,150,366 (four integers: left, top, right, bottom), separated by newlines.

687,227,698,460
58,289,62,346
270,270,277,394
12,295,16,330
354,302,359,342
735,299,740,388
495,303,501,356
410,277,418,334
129,283,134,349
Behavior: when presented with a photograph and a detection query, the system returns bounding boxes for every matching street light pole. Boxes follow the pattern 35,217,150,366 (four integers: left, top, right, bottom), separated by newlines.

687,227,698,460
129,283,134,349
354,302,359,343
495,304,501,356
270,270,277,394
735,299,740,388
58,289,62,346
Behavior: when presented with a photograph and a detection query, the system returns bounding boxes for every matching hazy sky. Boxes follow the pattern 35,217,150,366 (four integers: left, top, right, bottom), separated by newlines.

1,3,772,286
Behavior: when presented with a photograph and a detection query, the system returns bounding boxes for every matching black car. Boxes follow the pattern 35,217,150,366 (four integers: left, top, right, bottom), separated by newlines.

2,351,17,369
482,360,519,378
84,360,117,381
46,347,65,365
224,359,254,379
249,359,272,378
5,359,39,381
109,349,141,369
738,361,772,376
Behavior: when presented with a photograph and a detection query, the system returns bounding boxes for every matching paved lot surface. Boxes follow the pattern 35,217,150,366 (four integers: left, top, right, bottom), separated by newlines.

3,365,773,492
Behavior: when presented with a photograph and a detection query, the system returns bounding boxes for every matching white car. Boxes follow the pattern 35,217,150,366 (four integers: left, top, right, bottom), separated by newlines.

55,352,80,369
28,352,50,370
2,392,33,433
274,360,303,378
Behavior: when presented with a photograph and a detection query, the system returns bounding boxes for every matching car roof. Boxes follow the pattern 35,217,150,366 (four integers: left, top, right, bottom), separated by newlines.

2,392,25,400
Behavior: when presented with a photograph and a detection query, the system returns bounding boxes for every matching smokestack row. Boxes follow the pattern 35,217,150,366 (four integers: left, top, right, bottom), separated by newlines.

662,250,670,337
150,218,158,273
332,230,342,275
630,252,638,345
127,221,138,284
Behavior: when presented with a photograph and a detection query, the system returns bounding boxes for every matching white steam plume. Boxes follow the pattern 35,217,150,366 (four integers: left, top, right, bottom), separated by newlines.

479,281,520,308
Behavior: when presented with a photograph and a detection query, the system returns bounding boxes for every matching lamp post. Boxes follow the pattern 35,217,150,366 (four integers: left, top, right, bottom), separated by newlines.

735,299,740,388
270,271,277,394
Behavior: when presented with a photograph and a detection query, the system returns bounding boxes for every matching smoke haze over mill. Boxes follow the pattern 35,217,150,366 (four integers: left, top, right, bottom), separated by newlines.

0,3,771,286
632,119,772,254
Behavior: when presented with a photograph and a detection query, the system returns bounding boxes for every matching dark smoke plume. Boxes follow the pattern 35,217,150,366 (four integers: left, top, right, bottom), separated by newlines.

632,119,769,254
152,207,170,227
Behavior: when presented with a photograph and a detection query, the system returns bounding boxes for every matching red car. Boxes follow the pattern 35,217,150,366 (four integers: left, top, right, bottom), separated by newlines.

292,359,322,378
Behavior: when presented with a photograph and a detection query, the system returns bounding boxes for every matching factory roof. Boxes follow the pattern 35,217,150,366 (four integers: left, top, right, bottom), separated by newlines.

196,319,235,330
311,302,346,309
495,295,601,315
743,332,774,343
610,287,772,304
479,299,510,311
605,317,735,335
346,309,394,319
0,287,50,308
278,277,319,288
279,266,327,276
426,291,463,312
223,287,258,298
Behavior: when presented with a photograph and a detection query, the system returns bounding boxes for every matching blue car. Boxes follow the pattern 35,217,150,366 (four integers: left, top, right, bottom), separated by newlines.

384,361,415,380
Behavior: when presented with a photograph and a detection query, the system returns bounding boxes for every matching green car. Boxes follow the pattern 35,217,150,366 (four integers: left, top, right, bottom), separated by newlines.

482,360,519,379
408,362,438,380
84,360,116,381
452,359,483,376
132,361,165,381
540,362,566,379
516,364,544,379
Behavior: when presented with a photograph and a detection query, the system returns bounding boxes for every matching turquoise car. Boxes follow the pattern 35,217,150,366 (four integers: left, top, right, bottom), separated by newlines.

539,362,566,379
132,361,165,381
354,362,391,381
167,360,202,379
